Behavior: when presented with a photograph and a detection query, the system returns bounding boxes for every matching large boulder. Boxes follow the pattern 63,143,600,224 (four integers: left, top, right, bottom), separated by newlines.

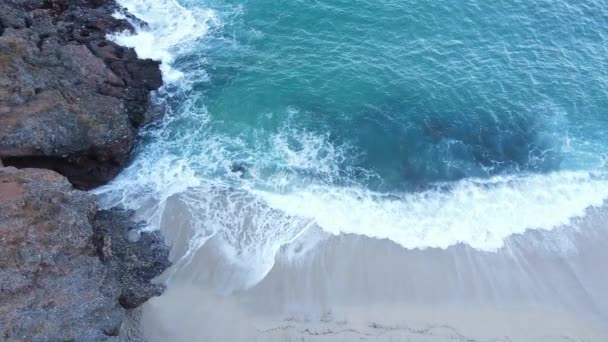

0,0,162,190
0,167,171,341
0,167,125,340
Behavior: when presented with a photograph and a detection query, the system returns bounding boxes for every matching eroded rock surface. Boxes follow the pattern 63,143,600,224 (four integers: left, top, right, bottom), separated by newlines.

0,167,170,341
0,167,124,340
93,209,171,310
0,0,162,189
0,1,169,340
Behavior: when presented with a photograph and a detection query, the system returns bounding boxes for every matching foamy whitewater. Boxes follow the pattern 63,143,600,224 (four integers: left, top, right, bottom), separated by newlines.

98,0,608,340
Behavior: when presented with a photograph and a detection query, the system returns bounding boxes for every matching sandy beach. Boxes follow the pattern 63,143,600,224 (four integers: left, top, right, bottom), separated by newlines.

133,195,608,341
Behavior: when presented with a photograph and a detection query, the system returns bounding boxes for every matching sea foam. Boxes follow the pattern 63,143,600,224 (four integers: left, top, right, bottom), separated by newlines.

109,0,218,82
256,171,608,251
98,0,608,289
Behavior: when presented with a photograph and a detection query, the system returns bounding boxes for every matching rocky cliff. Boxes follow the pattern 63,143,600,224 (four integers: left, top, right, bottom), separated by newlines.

0,0,162,189
0,167,170,341
0,1,169,341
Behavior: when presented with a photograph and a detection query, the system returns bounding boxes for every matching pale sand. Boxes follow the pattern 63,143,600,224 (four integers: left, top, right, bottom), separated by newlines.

135,198,608,341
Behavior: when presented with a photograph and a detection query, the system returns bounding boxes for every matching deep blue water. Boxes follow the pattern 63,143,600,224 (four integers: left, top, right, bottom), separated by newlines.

186,0,608,190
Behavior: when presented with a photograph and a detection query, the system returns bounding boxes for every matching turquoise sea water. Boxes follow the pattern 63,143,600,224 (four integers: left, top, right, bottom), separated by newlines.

101,0,608,285
191,0,608,187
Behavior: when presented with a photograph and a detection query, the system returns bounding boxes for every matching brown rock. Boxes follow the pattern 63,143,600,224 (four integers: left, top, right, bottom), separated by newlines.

0,167,170,341
0,0,162,190
0,167,125,341
0,2,170,340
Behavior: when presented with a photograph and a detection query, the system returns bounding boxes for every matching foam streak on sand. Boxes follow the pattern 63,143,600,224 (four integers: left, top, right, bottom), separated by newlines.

97,167,608,290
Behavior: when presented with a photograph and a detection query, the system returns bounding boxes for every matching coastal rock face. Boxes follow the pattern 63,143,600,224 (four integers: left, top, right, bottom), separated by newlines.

0,167,170,341
0,167,124,341
93,209,171,310
0,1,169,339
0,0,162,190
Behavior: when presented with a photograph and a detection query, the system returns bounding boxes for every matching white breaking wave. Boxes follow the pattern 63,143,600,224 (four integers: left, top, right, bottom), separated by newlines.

109,0,219,81
97,154,608,288
256,171,608,251
97,0,608,289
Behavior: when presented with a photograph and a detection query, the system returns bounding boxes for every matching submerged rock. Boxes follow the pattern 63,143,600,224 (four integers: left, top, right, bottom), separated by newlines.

0,0,162,190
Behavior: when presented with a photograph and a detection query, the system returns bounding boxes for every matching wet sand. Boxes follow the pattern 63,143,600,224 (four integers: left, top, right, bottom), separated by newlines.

135,198,608,341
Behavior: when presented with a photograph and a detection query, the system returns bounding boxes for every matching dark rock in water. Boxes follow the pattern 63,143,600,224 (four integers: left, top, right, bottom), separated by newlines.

231,161,251,178
93,209,171,309
0,167,125,341
0,167,171,341
0,0,162,190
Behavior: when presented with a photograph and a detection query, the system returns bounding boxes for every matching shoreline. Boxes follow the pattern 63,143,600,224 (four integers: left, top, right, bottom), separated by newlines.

139,198,608,341
0,0,169,340
3,1,608,341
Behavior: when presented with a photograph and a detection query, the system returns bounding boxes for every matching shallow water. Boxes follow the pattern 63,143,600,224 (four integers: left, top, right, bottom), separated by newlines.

98,0,608,339
138,199,608,341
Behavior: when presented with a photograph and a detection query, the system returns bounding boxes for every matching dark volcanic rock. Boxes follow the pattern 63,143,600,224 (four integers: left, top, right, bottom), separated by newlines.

0,167,125,341
0,167,170,341
93,209,171,309
0,0,162,190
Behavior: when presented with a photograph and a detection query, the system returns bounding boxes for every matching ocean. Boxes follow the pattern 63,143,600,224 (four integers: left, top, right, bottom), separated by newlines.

98,0,608,340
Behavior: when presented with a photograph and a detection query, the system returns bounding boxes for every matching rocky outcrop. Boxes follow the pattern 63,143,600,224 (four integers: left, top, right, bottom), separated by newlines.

0,167,122,340
93,209,171,310
0,0,162,190
0,0,170,340
0,167,170,341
